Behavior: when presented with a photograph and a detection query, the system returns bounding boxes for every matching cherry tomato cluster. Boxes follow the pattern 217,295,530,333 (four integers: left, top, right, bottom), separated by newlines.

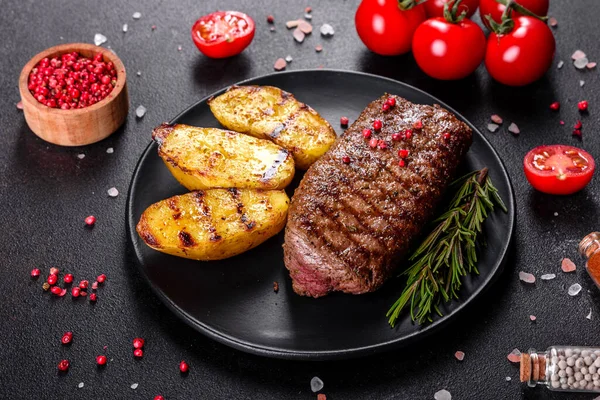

355,0,555,86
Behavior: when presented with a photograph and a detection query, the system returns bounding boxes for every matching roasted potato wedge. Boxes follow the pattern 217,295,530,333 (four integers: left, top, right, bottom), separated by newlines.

153,123,295,190
136,188,289,260
208,85,337,170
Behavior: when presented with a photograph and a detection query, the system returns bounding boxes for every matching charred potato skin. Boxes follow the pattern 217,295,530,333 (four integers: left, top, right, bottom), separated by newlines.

208,85,337,170
136,188,289,261
153,123,295,191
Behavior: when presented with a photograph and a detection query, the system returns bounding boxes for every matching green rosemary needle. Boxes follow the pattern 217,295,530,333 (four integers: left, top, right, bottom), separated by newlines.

386,167,507,327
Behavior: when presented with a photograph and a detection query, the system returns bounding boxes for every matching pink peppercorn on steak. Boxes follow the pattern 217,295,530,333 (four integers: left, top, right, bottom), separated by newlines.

283,94,473,297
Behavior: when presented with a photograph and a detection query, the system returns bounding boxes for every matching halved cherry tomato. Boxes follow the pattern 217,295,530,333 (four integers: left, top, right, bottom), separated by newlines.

412,16,486,80
424,0,479,18
480,0,549,30
485,16,555,86
524,145,595,195
355,0,426,56
191,11,255,59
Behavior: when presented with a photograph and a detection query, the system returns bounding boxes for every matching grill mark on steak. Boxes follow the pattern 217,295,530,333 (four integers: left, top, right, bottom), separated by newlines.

283,94,472,297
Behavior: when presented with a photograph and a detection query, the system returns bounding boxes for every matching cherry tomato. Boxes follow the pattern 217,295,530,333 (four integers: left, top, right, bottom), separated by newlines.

191,11,255,59
524,145,595,195
412,17,486,80
424,0,479,18
485,16,555,86
355,0,427,56
480,0,549,30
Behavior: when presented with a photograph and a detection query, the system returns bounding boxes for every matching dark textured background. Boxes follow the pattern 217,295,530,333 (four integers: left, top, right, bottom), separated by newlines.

1,0,599,399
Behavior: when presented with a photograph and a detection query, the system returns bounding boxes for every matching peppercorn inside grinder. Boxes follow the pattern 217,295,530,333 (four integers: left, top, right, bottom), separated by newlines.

579,232,600,289
18,43,129,146
521,347,600,392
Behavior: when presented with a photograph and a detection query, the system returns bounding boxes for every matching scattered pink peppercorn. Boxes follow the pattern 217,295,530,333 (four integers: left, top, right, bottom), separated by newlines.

574,120,583,130
404,129,413,139
31,268,41,278
413,120,423,129
549,102,560,111
305,6,312,13
392,132,401,141
398,149,409,158
578,100,589,111
362,128,372,139
96,355,107,366
443,132,451,140
50,286,62,296
133,338,145,349
71,287,80,297
97,274,106,283
133,349,144,358
382,103,390,112
368,138,378,148
85,215,96,226
80,291,87,297
372,119,382,131
90,293,97,302
179,360,189,373
154,396,165,400
267,15,274,23
92,282,98,290
573,129,582,137
385,97,396,107
399,159,406,167
79,280,89,289
47,274,58,285
340,116,349,126
63,274,73,284
342,156,351,164
49,267,59,275
57,359,70,372
61,332,73,344
377,140,387,149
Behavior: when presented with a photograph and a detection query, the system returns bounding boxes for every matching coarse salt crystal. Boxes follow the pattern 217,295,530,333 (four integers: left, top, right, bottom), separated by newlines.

130,383,139,389
286,20,301,29
136,105,147,118
434,389,452,400
311,377,324,392
508,123,520,135
136,71,142,76
487,123,499,133
77,154,85,160
293,28,306,43
541,273,556,280
529,315,536,321
587,309,593,320
274,58,287,71
507,348,521,363
133,12,141,19
506,377,512,382
78,382,84,388
106,147,114,154
568,283,582,296
580,80,586,87
298,21,313,34
491,114,503,124
575,58,589,69
455,351,465,361
123,24,128,33
553,212,559,216
587,62,597,69
561,258,577,273
270,26,276,32
572,50,587,60
16,101,23,110
315,45,323,52
519,271,535,284
320,23,335,37
285,55,293,63
549,17,558,27
107,187,119,197
304,13,312,20
94,33,107,46
177,45,182,51
557,60,564,69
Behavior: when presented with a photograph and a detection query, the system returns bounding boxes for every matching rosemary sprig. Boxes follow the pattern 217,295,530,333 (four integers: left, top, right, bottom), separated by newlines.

386,168,507,327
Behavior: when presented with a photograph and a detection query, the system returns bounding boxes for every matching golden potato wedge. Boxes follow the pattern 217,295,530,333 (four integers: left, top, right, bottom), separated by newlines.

208,85,337,170
153,123,295,190
136,188,289,261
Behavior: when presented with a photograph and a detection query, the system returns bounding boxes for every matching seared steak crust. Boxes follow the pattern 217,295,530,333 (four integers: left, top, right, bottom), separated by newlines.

283,95,472,297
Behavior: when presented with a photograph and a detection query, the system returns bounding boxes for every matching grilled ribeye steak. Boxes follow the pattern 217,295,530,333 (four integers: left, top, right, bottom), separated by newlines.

283,94,473,297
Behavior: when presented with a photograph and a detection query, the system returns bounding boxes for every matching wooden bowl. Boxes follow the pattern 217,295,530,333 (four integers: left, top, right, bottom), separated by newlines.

18,43,129,146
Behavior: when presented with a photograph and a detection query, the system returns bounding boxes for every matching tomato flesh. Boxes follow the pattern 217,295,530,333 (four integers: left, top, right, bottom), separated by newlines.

191,11,255,59
524,145,595,195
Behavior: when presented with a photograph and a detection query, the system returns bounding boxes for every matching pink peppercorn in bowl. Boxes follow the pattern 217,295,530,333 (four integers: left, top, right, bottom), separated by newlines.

18,43,129,146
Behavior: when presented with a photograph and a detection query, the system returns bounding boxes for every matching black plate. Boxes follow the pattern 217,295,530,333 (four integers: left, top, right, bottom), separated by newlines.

126,70,515,360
